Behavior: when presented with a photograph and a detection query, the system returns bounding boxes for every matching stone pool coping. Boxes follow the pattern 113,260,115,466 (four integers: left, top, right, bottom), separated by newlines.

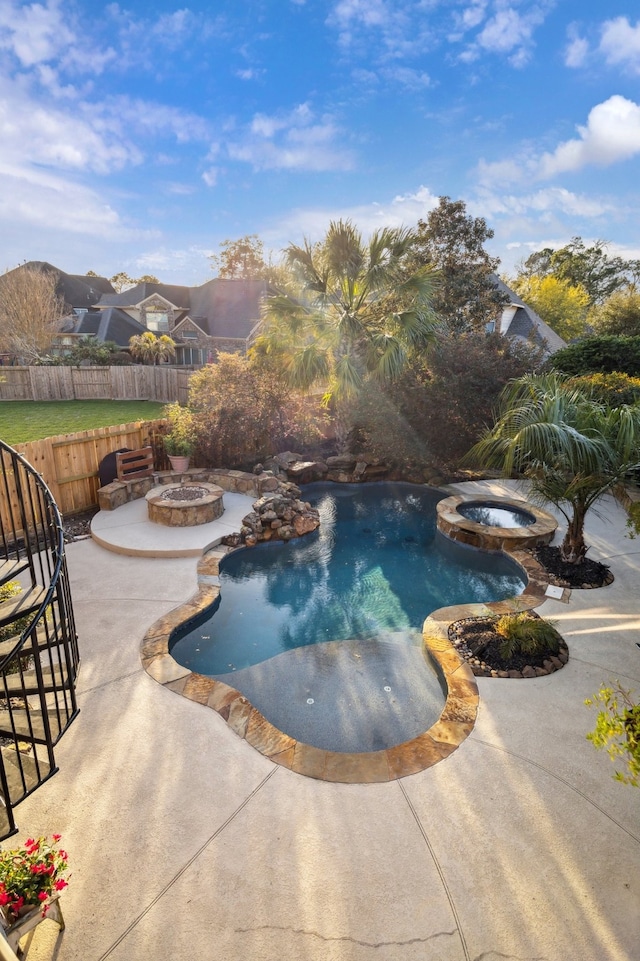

140,543,556,784
436,494,558,552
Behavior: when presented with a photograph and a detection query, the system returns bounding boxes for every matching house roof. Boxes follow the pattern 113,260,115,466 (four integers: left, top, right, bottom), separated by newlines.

491,275,566,354
97,282,191,309
6,262,115,309
69,307,146,343
189,278,268,338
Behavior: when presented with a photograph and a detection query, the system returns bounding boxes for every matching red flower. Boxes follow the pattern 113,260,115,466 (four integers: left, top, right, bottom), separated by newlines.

52,835,61,842
58,850,68,861
37,892,48,902
53,880,68,891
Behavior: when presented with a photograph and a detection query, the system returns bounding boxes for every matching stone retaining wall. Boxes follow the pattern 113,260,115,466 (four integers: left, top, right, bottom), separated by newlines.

98,467,279,512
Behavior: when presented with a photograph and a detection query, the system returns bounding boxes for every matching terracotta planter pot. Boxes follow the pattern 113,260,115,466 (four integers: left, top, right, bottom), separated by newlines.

168,455,190,472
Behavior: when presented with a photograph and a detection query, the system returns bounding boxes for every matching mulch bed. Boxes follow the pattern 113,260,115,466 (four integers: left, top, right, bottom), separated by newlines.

449,612,569,679
532,545,614,589
449,545,613,678
62,507,99,542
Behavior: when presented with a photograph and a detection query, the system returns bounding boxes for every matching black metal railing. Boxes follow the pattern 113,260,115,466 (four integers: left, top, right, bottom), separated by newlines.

0,441,79,839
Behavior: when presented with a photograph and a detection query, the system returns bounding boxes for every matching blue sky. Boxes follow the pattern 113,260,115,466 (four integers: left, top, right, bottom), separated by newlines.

1,0,639,285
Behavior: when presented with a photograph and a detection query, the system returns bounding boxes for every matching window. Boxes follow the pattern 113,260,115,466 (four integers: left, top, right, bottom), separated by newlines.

177,346,205,366
181,330,198,339
146,310,169,332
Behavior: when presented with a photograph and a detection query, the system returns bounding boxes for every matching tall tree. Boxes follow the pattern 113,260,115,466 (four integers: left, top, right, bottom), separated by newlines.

410,196,508,333
518,238,639,305
258,219,437,449
0,266,67,362
466,374,640,563
209,235,267,279
510,274,590,340
588,287,640,337
110,272,159,292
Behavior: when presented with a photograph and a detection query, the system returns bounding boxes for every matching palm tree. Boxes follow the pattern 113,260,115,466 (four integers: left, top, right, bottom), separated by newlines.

466,373,640,563
257,220,437,449
129,331,176,365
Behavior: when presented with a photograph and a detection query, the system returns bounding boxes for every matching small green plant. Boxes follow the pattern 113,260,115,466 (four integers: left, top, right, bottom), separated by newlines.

0,582,30,644
585,682,640,787
162,402,195,457
495,612,561,660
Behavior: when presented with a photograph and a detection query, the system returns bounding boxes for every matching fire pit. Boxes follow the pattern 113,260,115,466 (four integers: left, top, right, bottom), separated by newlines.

145,483,224,527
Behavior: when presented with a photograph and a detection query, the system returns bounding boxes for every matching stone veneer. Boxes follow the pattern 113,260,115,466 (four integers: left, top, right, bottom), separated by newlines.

98,467,279,512
146,483,224,527
140,529,556,783
436,494,557,552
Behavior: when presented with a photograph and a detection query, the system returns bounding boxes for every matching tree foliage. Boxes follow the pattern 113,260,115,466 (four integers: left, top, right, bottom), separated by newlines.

110,272,159,292
567,372,640,407
188,352,327,469
258,219,437,449
510,274,590,340
128,331,176,365
209,235,268,279
466,373,640,563
354,332,544,470
517,238,639,305
409,196,508,333
550,336,640,377
588,286,640,337
0,266,67,362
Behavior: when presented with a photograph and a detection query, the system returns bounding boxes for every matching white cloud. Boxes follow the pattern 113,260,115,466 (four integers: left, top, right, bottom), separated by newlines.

0,85,142,174
564,35,588,68
477,95,640,185
455,2,552,67
382,66,432,89
599,17,640,74
472,3,549,66
202,168,219,187
225,104,355,172
538,95,640,177
266,185,440,247
0,162,153,240
475,186,611,220
0,0,74,67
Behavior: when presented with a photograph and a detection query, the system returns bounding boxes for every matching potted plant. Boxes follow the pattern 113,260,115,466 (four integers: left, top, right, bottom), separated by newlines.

0,835,69,924
163,402,195,471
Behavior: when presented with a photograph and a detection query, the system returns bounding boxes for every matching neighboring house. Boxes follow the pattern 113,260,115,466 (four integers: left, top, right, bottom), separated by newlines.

3,262,270,366
490,275,566,355
64,275,269,365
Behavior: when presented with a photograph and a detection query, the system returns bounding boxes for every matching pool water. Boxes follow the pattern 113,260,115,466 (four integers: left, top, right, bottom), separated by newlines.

171,482,525,675
458,501,536,528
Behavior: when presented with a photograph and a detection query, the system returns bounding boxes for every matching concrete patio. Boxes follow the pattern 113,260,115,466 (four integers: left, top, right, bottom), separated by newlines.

14,480,640,961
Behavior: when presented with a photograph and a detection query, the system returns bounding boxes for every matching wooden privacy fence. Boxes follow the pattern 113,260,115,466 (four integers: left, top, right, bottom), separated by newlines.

7,420,168,518
0,366,192,404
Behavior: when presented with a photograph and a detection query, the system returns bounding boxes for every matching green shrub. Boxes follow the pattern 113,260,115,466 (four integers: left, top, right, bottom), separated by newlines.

585,682,640,787
568,372,640,406
495,612,561,660
549,335,640,377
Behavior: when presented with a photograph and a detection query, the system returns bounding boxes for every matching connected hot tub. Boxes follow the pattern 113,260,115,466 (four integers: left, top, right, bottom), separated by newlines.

436,494,557,551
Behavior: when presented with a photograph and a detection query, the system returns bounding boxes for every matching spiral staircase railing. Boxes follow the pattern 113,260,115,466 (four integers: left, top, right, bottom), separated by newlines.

0,441,79,839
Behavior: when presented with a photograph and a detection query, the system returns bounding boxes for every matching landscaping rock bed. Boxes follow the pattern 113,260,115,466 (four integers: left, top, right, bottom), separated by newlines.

449,612,569,679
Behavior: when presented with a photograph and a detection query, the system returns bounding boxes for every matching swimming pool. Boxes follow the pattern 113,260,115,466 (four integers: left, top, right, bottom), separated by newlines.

169,483,526,752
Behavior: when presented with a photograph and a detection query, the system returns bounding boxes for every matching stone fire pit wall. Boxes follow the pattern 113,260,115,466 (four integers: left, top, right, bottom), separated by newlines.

98,467,280,512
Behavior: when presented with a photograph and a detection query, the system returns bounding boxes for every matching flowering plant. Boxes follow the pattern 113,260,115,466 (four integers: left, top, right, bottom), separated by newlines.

0,835,69,922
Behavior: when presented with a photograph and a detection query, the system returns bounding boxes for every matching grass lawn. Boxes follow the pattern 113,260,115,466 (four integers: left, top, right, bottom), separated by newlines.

0,400,167,445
